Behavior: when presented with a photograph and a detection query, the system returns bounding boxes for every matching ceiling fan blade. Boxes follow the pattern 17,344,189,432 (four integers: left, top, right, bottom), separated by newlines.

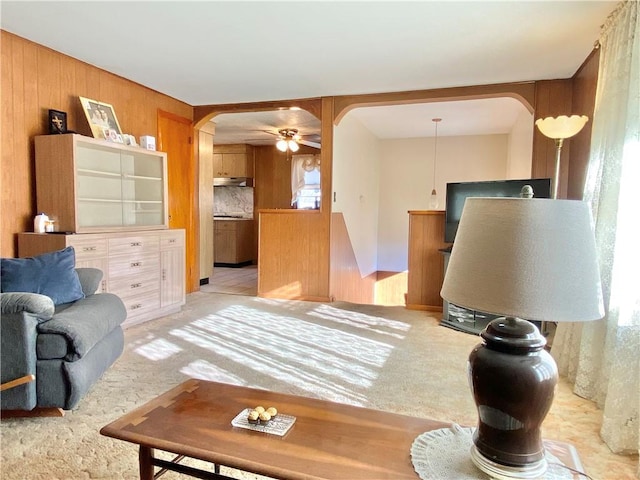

299,139,321,149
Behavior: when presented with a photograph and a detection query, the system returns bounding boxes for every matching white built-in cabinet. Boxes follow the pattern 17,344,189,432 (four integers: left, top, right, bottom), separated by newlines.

22,134,185,327
34,134,168,233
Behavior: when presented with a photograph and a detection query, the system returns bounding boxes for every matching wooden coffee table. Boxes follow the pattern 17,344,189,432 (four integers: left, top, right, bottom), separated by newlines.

101,378,451,479
101,379,583,480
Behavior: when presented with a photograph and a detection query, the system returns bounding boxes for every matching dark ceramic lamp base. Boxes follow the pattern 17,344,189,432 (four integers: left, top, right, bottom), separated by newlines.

471,445,547,479
468,317,558,479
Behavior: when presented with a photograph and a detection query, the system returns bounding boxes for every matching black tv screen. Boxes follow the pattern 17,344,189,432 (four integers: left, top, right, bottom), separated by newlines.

444,178,551,243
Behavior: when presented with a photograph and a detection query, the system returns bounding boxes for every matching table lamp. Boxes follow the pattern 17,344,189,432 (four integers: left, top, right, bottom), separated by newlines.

441,197,603,479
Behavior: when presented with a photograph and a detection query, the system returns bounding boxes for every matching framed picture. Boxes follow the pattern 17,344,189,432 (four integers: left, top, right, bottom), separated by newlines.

79,97,122,139
48,109,67,134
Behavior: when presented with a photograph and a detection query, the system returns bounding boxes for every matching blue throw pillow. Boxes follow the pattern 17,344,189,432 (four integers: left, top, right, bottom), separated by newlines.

1,247,85,305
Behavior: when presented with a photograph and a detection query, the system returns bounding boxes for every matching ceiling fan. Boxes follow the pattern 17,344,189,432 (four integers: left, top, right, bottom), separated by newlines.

267,128,321,151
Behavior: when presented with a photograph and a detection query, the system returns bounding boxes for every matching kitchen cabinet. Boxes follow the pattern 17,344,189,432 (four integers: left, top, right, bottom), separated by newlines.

212,144,254,178
214,220,254,265
18,229,185,328
34,134,168,233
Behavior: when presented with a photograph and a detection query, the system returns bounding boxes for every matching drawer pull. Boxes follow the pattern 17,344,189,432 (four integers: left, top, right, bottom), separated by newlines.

162,269,166,281
168,239,176,244
131,283,142,289
82,246,97,252
130,242,142,247
131,262,142,267
130,303,143,310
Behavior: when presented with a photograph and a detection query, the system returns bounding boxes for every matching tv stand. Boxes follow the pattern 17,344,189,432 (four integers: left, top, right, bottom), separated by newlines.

440,250,541,335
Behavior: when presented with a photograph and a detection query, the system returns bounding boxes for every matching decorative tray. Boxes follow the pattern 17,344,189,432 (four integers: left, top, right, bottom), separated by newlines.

231,408,296,437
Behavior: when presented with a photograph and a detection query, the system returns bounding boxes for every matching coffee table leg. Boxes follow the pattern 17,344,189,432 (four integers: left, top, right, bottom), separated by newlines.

139,446,154,480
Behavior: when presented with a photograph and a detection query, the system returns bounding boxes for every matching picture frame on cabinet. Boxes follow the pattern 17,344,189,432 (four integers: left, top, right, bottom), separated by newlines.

79,97,122,139
48,109,67,134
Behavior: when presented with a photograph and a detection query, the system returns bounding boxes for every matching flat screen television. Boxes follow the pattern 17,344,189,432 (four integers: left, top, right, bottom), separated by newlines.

444,178,551,243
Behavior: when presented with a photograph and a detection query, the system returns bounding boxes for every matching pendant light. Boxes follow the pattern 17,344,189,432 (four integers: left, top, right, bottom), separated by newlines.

429,118,442,209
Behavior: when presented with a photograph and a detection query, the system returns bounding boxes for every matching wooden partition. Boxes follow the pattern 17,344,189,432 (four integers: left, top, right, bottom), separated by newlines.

406,211,448,311
329,213,376,304
1,31,193,258
258,210,330,301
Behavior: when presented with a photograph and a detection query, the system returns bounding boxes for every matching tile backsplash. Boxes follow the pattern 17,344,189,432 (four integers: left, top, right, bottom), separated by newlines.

214,186,254,217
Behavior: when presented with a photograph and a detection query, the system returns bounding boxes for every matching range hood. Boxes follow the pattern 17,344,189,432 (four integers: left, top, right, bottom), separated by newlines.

213,177,253,187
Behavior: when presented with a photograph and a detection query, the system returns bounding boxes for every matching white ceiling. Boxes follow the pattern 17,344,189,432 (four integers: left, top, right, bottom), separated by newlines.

1,1,615,143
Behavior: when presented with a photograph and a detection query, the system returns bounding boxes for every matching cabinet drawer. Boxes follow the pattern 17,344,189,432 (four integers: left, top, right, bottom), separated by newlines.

109,275,159,300
160,231,184,249
67,236,108,261
120,291,160,318
108,251,159,279
214,221,237,231
108,235,159,256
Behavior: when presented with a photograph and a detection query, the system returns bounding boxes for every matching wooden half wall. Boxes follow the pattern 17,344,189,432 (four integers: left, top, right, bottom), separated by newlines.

1,31,193,257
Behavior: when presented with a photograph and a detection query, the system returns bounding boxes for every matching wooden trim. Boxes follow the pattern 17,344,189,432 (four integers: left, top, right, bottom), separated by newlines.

406,304,443,312
258,293,332,302
257,209,321,215
0,374,35,391
1,407,65,418
193,98,322,128
407,210,446,215
333,82,536,124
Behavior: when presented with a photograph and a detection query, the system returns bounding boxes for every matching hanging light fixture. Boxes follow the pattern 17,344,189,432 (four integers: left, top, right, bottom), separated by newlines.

429,118,442,209
276,129,300,153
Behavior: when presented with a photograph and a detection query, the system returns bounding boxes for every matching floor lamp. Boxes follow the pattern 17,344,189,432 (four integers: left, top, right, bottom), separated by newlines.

535,115,589,199
441,197,603,479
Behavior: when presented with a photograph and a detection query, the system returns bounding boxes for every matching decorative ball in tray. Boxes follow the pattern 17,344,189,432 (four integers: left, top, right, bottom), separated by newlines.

247,406,278,425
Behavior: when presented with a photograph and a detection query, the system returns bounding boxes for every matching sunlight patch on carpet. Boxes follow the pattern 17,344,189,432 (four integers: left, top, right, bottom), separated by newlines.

181,359,248,385
163,304,406,405
308,304,410,339
133,337,182,360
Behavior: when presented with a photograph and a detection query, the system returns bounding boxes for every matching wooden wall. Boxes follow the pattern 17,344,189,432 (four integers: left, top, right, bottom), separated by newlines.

1,31,193,257
568,49,600,199
329,213,376,304
406,211,447,311
258,210,330,301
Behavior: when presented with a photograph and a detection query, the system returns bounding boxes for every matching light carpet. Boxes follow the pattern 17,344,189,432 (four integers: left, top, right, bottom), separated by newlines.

1,292,636,479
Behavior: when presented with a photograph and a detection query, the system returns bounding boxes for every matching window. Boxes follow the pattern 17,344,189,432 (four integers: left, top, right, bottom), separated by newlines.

291,154,320,209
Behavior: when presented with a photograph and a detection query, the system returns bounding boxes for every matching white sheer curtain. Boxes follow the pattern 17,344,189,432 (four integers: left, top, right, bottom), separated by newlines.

551,0,639,463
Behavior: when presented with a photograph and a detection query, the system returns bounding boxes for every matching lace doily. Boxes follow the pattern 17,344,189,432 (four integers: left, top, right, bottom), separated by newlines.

410,425,574,480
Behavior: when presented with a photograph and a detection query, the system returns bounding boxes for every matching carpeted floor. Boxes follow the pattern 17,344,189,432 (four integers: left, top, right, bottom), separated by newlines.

1,292,637,479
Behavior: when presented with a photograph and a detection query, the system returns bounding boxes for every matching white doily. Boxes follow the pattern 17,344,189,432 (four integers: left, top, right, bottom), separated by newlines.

410,425,574,480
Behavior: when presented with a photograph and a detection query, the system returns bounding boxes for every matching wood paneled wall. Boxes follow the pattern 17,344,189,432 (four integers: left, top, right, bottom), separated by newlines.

406,211,448,311
1,31,192,257
258,210,330,301
532,79,574,197
198,131,214,281
329,213,376,304
568,49,600,199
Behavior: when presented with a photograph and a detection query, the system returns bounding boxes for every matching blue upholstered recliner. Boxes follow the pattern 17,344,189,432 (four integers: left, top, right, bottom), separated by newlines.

1,248,126,412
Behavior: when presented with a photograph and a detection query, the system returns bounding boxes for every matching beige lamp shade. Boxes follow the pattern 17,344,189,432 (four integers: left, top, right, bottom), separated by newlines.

440,198,604,322
535,115,589,139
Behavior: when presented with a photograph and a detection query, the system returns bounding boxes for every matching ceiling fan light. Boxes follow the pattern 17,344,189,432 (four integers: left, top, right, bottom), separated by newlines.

288,140,300,152
276,139,288,152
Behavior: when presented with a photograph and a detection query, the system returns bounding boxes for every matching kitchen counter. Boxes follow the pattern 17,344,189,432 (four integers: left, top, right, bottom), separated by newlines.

214,218,255,265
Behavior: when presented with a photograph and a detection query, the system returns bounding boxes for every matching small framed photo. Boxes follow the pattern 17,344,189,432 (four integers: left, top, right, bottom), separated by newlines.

79,97,122,139
48,109,67,134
